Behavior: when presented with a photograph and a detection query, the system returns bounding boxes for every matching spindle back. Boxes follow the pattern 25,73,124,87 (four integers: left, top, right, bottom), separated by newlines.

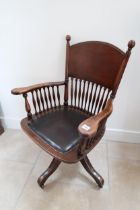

64,36,135,113
68,77,112,115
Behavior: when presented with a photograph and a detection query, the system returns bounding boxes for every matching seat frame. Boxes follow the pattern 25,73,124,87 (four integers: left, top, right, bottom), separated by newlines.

11,36,135,189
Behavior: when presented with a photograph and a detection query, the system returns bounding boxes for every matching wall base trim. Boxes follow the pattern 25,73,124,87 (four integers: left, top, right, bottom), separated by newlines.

104,128,140,143
0,117,20,129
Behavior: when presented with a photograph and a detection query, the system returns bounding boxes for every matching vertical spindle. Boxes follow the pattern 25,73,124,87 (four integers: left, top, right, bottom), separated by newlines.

23,93,32,118
43,87,49,110
93,85,102,115
97,87,106,113
52,86,56,108
57,86,61,106
91,84,98,113
78,79,82,108
35,89,41,113
31,91,37,115
84,81,90,111
81,80,86,109
39,88,45,111
74,78,78,108
47,87,53,108
102,89,110,110
71,77,74,107
87,82,94,113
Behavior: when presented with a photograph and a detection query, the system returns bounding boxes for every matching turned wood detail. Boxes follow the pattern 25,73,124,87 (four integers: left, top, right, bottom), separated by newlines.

111,40,135,97
22,84,64,117
80,155,104,188
23,93,32,118
68,77,112,114
78,122,106,157
37,158,61,188
64,35,71,106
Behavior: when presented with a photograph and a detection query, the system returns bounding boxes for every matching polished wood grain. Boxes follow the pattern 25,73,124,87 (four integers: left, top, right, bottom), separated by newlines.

12,82,65,118
38,158,61,188
69,77,112,114
11,81,65,95
11,35,135,189
78,98,113,138
80,155,104,188
23,93,32,118
64,35,70,106
68,41,125,90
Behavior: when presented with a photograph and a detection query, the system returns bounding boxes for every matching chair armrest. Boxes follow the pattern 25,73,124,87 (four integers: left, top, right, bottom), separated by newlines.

11,81,66,95
78,99,113,138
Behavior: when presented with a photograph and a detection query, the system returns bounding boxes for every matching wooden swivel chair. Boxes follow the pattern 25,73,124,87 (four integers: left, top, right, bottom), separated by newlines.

11,36,135,189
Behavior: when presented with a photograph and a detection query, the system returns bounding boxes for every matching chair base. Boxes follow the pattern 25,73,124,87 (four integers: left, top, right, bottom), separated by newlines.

80,156,104,188
37,158,61,188
37,155,104,189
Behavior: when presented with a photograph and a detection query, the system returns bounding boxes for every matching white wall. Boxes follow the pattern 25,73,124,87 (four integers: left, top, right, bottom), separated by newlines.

0,0,140,141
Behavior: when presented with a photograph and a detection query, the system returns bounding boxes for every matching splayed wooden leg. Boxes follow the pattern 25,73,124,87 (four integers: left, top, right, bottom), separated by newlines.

37,158,61,188
80,155,104,188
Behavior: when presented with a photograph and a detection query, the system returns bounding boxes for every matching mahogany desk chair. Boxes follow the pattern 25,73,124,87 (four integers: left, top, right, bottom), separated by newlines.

11,36,135,189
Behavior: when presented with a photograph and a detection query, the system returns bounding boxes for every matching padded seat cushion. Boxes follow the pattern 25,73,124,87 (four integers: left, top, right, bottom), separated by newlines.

28,107,89,153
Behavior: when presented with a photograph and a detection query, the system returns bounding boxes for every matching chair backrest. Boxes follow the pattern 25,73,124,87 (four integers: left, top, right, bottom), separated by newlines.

64,35,135,114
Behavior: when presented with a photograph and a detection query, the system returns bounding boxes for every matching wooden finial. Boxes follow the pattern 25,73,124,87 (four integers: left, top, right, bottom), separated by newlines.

128,40,135,50
66,35,71,42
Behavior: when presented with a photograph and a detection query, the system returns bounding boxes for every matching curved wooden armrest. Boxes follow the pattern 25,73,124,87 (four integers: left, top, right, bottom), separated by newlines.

11,81,66,95
78,99,113,138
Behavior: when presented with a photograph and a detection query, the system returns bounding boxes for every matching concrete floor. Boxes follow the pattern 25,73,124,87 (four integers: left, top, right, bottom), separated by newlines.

0,129,140,210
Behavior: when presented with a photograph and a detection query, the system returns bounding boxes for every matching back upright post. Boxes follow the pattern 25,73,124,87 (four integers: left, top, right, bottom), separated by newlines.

111,40,135,98
64,35,71,106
